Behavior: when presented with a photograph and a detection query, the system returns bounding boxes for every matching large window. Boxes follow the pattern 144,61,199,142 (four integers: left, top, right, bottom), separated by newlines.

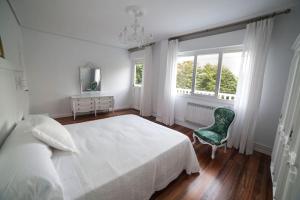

134,62,144,86
176,48,242,100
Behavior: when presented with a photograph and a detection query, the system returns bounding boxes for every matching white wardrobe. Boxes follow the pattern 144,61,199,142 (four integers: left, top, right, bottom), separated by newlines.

271,34,300,200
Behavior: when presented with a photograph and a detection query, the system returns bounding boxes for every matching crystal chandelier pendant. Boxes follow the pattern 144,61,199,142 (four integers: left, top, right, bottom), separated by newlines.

119,6,153,48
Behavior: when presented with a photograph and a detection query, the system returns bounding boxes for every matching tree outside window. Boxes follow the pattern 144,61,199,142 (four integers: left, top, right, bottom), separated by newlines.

176,56,194,93
134,63,144,86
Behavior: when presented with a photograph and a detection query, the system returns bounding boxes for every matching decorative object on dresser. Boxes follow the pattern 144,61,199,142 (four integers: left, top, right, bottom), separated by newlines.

71,94,114,120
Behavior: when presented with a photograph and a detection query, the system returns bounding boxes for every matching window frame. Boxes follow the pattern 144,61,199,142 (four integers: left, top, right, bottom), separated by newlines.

133,59,144,87
176,45,243,102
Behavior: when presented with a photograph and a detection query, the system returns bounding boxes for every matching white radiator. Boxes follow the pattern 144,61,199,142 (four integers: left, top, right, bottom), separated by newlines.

184,102,215,126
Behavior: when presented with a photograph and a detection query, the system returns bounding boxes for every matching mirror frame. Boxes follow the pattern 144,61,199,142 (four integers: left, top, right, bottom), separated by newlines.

79,63,101,94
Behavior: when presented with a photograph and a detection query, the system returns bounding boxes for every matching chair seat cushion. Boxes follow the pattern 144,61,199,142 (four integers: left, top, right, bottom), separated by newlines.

193,129,224,145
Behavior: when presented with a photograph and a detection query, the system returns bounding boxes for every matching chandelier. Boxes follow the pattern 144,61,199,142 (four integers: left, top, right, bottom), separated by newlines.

119,6,153,47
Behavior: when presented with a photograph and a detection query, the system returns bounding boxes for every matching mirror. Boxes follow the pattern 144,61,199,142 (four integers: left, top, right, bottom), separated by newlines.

80,63,101,93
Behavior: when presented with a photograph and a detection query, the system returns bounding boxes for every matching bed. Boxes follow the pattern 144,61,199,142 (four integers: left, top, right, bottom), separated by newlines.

0,114,200,200
52,114,200,200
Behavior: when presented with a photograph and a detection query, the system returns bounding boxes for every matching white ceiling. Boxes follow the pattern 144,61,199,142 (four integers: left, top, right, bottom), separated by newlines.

10,0,299,49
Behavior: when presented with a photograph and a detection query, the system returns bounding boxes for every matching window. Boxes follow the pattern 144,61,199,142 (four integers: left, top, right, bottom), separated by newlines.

195,54,219,96
219,52,242,99
134,62,144,86
176,48,242,101
176,56,194,94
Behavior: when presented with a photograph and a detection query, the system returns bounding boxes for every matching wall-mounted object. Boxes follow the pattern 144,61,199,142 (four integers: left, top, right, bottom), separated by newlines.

0,36,4,58
80,62,101,94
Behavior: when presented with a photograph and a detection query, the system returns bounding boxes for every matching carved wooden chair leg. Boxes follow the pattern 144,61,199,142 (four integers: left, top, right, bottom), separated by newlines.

192,134,197,145
211,145,217,159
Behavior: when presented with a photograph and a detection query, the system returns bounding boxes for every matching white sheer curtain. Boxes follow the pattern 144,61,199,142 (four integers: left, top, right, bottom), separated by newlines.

140,46,153,116
156,40,178,125
228,18,274,154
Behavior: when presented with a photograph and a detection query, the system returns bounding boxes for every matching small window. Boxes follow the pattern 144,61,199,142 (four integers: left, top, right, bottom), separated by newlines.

176,47,242,101
134,63,144,86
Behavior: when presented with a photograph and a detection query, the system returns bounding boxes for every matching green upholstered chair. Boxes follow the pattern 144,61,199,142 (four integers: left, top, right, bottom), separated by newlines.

192,107,235,159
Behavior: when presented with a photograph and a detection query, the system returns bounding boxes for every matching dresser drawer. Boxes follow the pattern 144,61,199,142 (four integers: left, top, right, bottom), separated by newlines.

75,105,94,112
95,99,113,105
75,98,93,103
101,96,113,101
95,96,113,102
96,102,112,109
96,106,111,110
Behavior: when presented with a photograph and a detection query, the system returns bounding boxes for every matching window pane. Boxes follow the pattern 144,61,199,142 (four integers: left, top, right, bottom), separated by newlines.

135,63,143,85
219,52,242,100
195,54,219,96
176,56,194,94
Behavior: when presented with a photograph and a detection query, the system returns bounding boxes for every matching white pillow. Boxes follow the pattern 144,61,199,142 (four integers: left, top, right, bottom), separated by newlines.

0,120,64,200
29,115,78,153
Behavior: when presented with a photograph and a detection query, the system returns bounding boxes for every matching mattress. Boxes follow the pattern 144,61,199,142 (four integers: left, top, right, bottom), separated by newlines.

52,114,200,200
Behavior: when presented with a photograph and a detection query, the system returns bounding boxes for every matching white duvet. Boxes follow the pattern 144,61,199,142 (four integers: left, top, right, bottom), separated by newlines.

52,115,200,200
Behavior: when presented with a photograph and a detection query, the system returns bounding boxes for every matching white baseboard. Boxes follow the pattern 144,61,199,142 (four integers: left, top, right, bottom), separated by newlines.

254,143,272,156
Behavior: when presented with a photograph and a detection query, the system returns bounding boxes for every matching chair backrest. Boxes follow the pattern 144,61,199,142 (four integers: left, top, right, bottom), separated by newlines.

209,107,235,138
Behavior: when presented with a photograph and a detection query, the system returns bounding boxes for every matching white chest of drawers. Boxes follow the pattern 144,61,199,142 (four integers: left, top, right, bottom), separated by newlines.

70,94,114,120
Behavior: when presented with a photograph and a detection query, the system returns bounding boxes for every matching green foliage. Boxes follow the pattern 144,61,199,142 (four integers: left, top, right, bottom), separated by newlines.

135,64,143,85
176,61,193,89
195,63,217,92
176,61,238,94
220,67,238,94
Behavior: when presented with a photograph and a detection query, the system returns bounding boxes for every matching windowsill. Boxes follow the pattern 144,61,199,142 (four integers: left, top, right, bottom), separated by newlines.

133,85,142,87
176,93,234,105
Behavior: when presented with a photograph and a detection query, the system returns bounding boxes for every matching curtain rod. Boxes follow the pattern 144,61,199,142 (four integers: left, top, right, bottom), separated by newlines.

169,8,291,42
128,42,155,53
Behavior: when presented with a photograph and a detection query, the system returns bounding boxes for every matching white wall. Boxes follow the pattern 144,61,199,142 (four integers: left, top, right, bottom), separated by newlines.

22,28,132,117
255,4,300,150
0,0,28,146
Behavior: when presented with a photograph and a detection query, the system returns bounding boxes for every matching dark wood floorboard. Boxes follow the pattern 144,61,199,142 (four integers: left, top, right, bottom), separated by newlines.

56,109,272,200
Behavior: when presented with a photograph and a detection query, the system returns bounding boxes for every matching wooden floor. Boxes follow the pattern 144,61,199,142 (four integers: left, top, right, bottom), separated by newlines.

56,109,273,200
